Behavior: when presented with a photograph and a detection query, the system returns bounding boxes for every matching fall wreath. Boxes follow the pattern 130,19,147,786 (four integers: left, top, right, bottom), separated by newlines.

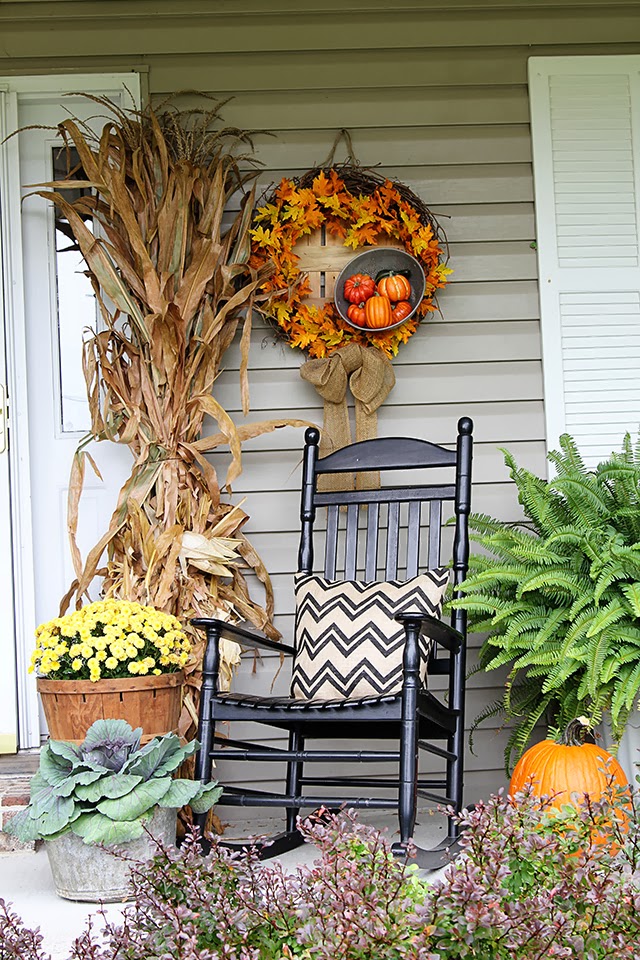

249,163,450,360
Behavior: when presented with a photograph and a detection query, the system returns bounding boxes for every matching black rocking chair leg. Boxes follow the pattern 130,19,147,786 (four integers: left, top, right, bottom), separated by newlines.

285,729,304,834
446,726,463,841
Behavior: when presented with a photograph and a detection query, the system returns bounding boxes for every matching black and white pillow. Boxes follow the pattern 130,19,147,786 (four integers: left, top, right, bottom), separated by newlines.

291,569,449,700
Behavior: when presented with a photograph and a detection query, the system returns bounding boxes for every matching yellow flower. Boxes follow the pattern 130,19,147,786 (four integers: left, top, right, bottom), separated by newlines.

72,658,83,671
128,661,139,675
105,656,118,670
152,669,162,676
80,643,93,659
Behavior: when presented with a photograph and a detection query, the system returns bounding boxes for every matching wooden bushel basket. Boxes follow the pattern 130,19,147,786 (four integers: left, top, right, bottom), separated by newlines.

37,671,185,743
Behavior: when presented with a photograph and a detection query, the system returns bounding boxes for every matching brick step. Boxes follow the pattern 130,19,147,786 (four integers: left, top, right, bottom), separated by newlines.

0,752,39,853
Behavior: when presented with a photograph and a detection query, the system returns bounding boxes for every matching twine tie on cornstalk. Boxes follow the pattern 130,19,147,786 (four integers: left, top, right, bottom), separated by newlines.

300,343,395,490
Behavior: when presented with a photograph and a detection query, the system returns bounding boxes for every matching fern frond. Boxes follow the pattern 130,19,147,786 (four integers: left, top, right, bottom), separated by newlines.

516,568,582,599
531,606,571,647
584,598,627,638
585,629,616,699
550,476,612,527
540,658,582,695
593,561,629,603
504,692,554,771
552,433,588,475
610,662,640,728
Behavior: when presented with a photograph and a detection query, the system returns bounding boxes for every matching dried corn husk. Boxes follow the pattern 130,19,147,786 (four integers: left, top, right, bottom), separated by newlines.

32,95,312,738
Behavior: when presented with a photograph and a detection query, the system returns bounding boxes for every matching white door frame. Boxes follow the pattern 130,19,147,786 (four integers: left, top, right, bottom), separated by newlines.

0,73,141,749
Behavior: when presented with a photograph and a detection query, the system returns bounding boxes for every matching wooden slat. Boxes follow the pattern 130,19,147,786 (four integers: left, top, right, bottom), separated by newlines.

364,502,380,580
427,500,442,569
405,501,421,577
384,501,400,579
324,505,339,579
344,504,359,579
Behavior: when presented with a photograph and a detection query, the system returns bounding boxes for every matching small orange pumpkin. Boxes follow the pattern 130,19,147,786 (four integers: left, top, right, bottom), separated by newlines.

376,273,412,302
347,303,367,326
391,300,412,323
364,294,393,328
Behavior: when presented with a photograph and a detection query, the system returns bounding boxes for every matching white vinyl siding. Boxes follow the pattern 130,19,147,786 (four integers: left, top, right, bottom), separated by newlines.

529,56,640,467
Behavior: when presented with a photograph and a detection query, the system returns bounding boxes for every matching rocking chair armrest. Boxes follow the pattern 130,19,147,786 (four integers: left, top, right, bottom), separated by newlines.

191,618,296,656
395,613,463,653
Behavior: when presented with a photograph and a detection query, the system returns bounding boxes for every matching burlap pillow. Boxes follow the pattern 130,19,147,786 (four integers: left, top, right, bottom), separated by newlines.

291,569,449,700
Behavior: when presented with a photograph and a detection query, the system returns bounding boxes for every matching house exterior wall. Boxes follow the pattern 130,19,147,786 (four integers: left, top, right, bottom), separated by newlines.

2,0,639,800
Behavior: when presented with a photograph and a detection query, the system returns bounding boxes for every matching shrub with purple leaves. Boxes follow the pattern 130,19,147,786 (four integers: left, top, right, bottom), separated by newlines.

2,787,640,959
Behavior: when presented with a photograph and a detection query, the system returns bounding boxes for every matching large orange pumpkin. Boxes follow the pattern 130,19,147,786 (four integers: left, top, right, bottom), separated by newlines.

509,719,630,849
509,720,629,807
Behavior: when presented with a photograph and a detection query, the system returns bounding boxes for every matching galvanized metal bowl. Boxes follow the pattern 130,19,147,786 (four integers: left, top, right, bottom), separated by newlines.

334,247,426,332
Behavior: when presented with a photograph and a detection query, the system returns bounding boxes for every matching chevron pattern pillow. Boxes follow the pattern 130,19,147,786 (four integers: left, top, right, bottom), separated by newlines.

291,569,449,700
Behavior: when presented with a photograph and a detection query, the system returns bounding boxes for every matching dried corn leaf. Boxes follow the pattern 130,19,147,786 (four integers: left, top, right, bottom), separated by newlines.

40,95,307,741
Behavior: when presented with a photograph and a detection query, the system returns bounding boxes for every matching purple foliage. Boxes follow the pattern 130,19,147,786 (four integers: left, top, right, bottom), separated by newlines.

2,789,640,959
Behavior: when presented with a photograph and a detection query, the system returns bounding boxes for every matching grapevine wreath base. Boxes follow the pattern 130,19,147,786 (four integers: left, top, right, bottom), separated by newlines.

249,156,450,487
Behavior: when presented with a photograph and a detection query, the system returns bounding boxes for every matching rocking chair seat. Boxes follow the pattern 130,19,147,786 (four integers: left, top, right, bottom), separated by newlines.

213,689,458,733
216,690,401,711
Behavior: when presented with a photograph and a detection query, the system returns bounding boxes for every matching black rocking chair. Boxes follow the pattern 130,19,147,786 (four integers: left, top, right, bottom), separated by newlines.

193,417,473,869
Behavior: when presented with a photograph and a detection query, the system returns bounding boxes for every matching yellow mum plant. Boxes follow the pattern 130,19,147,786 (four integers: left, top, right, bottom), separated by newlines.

30,600,190,683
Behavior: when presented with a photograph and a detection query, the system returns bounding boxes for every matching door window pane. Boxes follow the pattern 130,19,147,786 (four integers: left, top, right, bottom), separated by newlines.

52,146,97,434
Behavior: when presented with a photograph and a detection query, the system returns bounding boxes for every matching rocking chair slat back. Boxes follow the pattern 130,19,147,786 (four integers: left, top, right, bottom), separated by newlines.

364,502,380,580
385,501,401,579
301,436,460,583
428,499,442,569
406,501,421,578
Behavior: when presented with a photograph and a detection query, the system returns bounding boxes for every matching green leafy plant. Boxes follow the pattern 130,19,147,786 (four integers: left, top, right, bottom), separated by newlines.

3,719,221,846
450,432,640,767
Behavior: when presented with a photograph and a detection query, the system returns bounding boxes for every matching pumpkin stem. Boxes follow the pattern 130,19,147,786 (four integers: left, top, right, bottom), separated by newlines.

560,717,592,747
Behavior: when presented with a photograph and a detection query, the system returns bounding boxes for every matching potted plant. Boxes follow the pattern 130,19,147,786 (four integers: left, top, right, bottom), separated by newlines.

30,599,191,742
450,432,640,771
3,719,221,901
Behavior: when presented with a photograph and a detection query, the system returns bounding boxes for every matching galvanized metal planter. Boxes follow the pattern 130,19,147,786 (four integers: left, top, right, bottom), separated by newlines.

45,806,177,902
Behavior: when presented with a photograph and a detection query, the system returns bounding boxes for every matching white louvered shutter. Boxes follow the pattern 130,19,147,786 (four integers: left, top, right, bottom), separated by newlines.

529,56,640,469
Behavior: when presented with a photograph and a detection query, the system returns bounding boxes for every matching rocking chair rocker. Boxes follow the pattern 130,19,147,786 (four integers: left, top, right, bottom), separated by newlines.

193,418,473,869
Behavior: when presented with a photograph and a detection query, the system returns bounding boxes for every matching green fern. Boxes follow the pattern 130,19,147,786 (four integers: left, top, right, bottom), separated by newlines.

449,431,640,769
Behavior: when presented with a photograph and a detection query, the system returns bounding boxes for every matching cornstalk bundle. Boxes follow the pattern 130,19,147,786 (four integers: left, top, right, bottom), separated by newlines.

32,95,307,735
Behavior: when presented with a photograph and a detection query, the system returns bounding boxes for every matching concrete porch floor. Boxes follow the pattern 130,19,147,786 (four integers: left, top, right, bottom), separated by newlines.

0,809,452,960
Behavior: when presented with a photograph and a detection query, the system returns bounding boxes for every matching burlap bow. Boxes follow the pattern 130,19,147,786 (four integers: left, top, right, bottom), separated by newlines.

300,342,395,490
